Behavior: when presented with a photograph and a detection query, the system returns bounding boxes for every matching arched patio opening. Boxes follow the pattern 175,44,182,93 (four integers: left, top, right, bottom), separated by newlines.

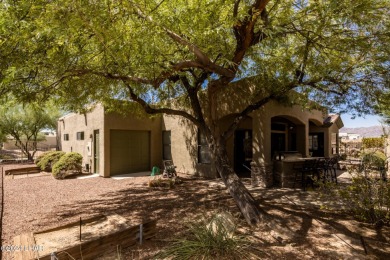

271,116,306,158
308,119,325,157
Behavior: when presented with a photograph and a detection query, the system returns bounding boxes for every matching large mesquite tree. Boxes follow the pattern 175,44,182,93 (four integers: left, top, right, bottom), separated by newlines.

1,0,389,225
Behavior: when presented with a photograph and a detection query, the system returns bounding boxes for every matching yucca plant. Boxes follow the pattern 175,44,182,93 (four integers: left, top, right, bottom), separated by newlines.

155,212,260,260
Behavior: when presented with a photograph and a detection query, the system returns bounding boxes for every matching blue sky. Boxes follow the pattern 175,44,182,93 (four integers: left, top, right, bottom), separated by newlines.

340,113,383,128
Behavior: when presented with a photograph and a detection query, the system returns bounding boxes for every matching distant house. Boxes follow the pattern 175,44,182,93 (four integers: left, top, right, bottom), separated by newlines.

339,133,362,141
58,89,343,180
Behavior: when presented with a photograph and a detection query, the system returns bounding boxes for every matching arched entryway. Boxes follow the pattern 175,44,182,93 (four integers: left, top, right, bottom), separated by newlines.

271,116,306,158
309,119,325,157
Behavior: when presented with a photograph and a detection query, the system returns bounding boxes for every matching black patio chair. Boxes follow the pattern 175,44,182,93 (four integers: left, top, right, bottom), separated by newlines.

324,157,338,183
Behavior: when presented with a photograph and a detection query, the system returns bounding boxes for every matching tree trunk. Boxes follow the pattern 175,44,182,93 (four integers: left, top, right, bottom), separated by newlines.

210,138,294,242
210,137,266,225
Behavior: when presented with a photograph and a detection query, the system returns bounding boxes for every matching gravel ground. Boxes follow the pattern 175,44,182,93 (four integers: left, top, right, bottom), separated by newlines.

1,164,161,259
0,164,232,259
1,164,390,260
1,165,152,243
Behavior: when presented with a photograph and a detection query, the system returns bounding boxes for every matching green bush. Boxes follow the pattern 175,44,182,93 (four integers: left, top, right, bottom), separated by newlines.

36,151,65,171
52,152,83,179
361,151,387,170
339,175,390,225
319,170,390,226
362,137,385,149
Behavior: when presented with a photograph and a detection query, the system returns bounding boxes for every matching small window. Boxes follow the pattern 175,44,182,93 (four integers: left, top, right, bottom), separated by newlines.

76,132,84,140
198,130,211,164
63,134,69,141
162,131,172,160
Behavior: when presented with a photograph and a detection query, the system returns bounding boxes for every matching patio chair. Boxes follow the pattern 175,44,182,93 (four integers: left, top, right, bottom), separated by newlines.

314,158,327,182
162,160,177,178
324,157,338,183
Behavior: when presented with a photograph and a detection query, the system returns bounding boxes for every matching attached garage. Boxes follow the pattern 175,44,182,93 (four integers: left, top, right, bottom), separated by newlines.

110,130,151,175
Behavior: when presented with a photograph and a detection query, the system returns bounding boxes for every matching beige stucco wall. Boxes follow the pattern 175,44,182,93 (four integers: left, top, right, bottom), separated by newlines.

58,104,105,175
58,104,163,177
161,96,333,178
161,115,214,176
57,86,341,179
251,101,327,166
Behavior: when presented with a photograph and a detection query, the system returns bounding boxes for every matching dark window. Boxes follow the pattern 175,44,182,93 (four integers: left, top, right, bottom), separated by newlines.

198,130,211,164
271,123,286,131
162,131,172,160
64,134,69,141
76,132,84,140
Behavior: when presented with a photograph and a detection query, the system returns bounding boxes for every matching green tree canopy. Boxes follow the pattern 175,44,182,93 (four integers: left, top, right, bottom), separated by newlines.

1,0,389,225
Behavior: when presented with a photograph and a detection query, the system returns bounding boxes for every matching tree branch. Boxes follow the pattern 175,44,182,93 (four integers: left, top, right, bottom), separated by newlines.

307,81,346,96
129,1,235,78
66,69,155,84
123,81,201,127
232,0,271,69
233,0,241,18
179,75,205,124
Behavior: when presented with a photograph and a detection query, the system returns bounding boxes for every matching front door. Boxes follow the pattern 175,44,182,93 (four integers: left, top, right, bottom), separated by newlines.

234,130,252,176
94,130,100,174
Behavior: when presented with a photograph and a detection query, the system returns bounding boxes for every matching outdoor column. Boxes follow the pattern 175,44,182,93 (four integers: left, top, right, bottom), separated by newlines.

295,124,307,157
304,121,309,157
251,110,273,187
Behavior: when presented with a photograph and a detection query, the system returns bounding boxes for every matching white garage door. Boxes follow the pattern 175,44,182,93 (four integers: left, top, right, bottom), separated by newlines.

110,130,150,175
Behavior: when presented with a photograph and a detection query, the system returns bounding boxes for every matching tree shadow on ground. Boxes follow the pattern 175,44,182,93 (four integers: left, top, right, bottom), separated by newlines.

250,186,390,259
40,176,390,259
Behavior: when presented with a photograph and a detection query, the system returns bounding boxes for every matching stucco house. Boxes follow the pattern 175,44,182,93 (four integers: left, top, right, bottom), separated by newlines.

58,88,344,185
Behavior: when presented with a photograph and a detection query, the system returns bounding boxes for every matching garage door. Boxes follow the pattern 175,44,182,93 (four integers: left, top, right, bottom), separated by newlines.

110,130,150,175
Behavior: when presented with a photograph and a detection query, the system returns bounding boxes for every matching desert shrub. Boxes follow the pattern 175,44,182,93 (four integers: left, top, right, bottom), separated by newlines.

339,174,390,225
52,152,82,179
361,151,387,170
0,154,13,160
156,212,259,259
362,137,385,149
148,177,182,188
319,170,390,226
339,153,347,161
36,151,65,171
348,149,360,158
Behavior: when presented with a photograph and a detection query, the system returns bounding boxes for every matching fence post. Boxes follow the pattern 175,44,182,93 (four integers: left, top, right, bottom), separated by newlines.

50,252,57,260
139,224,143,245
